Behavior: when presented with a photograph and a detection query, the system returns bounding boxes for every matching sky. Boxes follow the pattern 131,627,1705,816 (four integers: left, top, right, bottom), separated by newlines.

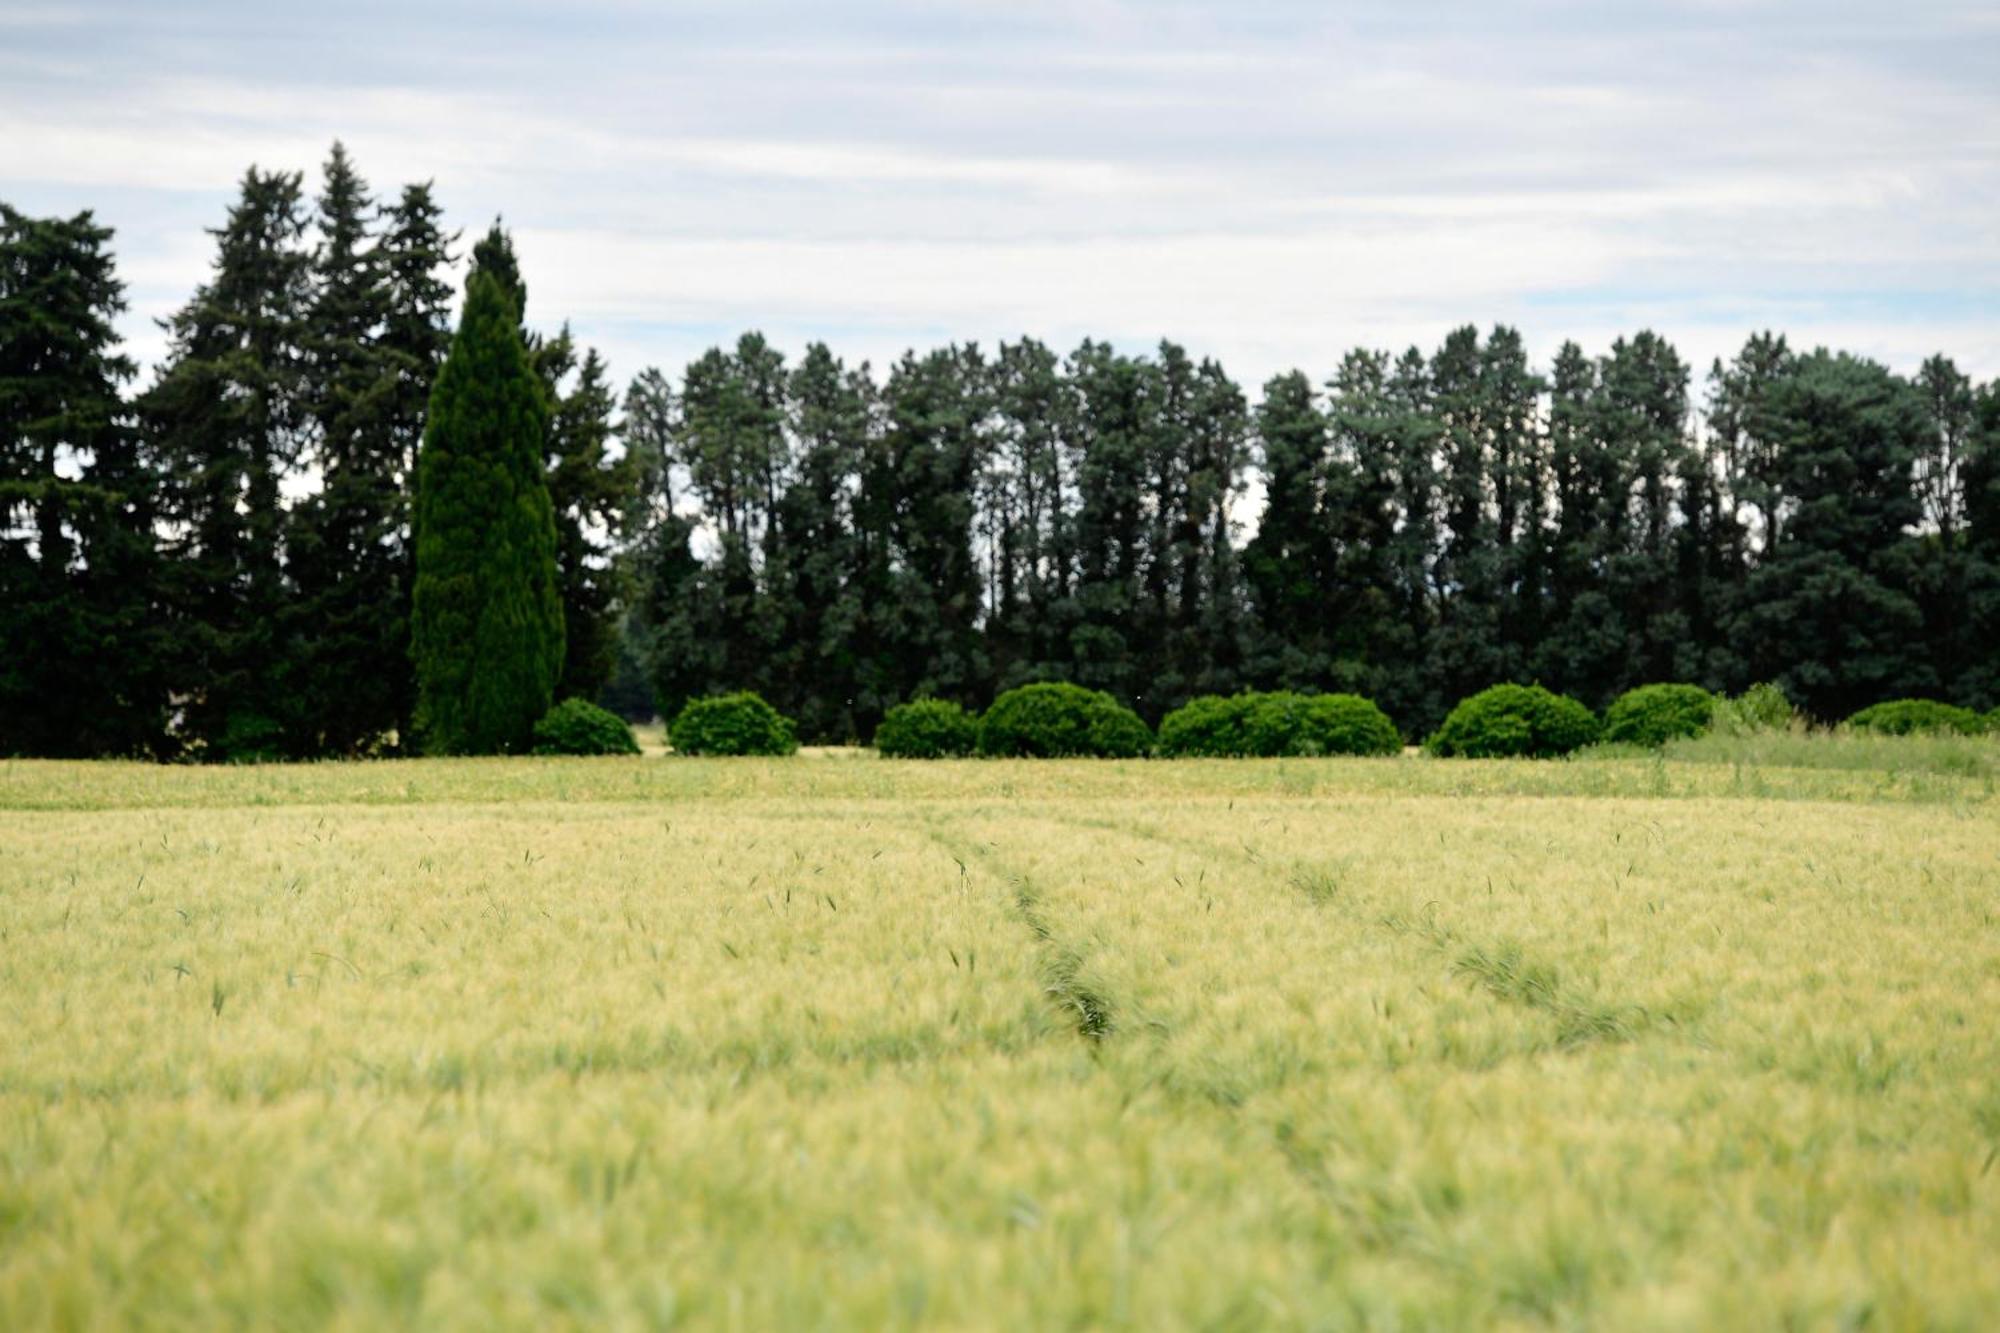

5,0,1998,398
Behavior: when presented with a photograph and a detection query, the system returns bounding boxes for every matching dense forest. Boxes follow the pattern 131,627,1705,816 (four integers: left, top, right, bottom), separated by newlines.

3,145,1997,757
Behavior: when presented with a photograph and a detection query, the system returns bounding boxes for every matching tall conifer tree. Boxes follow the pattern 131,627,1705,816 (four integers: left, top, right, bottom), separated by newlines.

409,236,563,754
143,168,313,760
0,206,162,756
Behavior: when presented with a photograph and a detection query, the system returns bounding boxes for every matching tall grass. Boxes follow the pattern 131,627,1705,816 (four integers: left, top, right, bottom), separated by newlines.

2,744,1995,1326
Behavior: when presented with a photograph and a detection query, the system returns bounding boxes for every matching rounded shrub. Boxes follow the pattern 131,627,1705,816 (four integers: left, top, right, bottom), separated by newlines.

1988,707,2000,735
669,691,799,756
1845,698,1986,737
1161,692,1399,756
1156,694,1258,757
1602,683,1717,748
976,682,1152,758
531,697,641,755
1427,683,1600,759
1248,692,1402,757
873,698,979,758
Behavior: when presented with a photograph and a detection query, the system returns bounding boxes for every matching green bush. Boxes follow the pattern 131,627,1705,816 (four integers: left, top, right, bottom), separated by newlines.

1602,683,1717,748
1845,698,1986,737
1254,692,1401,756
1156,694,1257,756
1159,691,1400,757
1989,708,2000,735
873,698,979,758
1710,682,1798,735
976,682,1152,758
531,698,641,755
1427,684,1600,759
669,692,798,756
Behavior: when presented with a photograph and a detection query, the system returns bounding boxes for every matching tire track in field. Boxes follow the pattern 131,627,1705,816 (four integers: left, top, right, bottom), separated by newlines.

1032,807,1681,1053
921,825,1115,1043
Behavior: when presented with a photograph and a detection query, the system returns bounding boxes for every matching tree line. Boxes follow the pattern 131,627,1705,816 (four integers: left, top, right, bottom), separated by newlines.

3,144,1997,757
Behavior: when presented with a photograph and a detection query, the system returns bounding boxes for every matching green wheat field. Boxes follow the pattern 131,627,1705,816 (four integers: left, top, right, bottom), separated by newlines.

4,740,1998,1330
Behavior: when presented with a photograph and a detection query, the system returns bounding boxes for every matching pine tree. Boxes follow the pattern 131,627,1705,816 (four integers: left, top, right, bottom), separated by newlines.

1909,356,1978,702
0,205,162,756
1066,339,1159,705
869,345,990,717
409,245,563,754
142,168,313,760
1244,369,1331,688
1961,379,2000,708
982,337,1071,685
768,342,870,740
1732,351,1929,717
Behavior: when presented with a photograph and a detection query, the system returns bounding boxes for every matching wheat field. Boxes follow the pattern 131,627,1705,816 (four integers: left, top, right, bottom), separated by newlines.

2,751,1996,1330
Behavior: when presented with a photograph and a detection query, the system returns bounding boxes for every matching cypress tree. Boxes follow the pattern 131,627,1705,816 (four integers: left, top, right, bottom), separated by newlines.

409,255,563,754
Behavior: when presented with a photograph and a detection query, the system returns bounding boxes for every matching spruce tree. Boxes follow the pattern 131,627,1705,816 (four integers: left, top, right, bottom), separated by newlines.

375,182,457,741
0,205,163,756
142,168,313,760
288,143,406,755
409,252,563,754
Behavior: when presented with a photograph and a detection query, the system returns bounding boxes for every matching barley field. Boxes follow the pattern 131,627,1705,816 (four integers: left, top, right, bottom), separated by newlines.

2,748,1997,1330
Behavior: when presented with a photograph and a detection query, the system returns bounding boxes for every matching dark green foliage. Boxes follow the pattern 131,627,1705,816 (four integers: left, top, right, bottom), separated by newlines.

288,145,445,756
669,691,798,756
1730,351,1930,719
1601,684,1717,747
0,204,163,757
540,334,633,703
409,245,564,755
873,698,979,758
142,168,315,760
1844,699,1986,736
1247,692,1401,757
1428,684,1600,759
1156,694,1258,757
12,160,2000,762
531,697,640,755
1158,692,1399,757
976,682,1151,758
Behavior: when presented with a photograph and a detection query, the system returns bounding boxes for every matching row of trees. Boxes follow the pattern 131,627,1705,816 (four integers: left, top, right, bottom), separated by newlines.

632,328,1999,738
4,144,1997,755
